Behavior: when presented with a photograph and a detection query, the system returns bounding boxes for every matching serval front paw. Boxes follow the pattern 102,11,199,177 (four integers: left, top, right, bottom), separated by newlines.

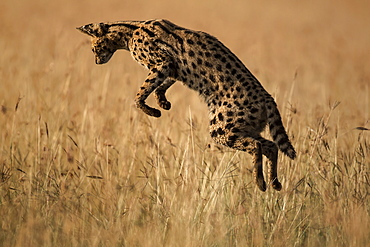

158,100,171,110
154,92,172,110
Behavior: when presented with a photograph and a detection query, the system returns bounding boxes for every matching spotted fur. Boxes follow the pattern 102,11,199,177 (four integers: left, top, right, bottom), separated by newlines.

77,19,296,191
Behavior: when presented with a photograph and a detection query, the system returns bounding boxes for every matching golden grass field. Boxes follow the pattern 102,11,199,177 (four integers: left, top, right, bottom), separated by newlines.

0,0,369,246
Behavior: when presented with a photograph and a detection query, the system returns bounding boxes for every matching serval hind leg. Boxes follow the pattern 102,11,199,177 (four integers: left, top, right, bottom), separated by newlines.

251,140,267,192
229,137,267,192
258,138,282,191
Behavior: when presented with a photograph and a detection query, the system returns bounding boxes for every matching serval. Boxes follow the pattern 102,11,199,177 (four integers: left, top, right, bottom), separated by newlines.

77,19,296,191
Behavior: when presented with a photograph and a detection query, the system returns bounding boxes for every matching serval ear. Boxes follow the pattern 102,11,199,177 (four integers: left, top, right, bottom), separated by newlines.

76,23,109,37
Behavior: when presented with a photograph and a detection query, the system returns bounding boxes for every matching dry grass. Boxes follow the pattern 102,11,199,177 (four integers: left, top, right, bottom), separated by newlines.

1,0,369,246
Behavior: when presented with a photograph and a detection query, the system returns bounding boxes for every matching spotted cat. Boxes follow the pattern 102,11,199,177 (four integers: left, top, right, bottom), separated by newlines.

77,19,296,191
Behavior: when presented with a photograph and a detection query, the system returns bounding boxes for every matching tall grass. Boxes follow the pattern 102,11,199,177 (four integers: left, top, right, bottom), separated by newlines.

1,0,369,246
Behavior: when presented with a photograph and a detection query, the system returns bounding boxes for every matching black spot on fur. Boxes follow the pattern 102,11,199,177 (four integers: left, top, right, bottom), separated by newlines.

225,123,234,129
217,128,225,135
250,108,258,114
205,61,213,68
214,53,222,59
187,39,194,44
218,113,224,121
226,111,233,116
231,128,240,133
211,130,217,137
226,135,238,147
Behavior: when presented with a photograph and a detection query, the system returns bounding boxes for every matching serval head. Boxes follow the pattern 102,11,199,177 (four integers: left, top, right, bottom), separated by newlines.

77,23,115,64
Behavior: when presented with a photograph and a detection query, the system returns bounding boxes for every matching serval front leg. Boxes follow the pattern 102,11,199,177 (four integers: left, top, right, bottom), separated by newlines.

134,63,173,117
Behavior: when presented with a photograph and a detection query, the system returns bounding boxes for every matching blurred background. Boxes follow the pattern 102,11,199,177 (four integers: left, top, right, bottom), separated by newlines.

1,0,369,116
0,0,369,246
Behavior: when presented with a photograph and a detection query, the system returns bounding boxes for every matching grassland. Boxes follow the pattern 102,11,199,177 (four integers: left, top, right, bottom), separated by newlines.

0,0,369,246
